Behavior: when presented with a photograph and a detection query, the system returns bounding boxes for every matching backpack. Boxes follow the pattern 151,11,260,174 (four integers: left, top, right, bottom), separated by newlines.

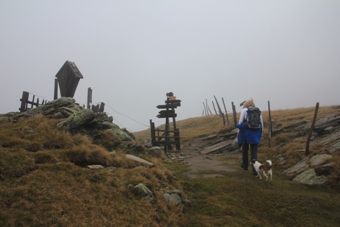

245,106,262,129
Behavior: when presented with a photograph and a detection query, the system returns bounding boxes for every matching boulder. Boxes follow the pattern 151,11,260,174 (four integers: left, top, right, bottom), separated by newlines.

284,154,335,185
0,117,9,122
57,109,96,132
111,128,134,142
327,141,340,154
125,154,154,167
10,97,136,150
133,183,154,201
163,190,189,206
293,168,328,185
147,146,163,157
310,154,333,167
16,97,79,119
283,157,309,177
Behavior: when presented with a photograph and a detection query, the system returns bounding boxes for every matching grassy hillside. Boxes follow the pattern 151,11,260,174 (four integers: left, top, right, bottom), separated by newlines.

0,114,184,226
1,105,340,226
135,105,340,226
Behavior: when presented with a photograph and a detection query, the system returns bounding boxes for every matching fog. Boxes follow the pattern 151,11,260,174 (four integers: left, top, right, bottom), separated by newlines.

1,1,339,132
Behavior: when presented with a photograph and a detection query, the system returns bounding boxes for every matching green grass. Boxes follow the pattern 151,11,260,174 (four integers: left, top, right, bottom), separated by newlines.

167,158,340,227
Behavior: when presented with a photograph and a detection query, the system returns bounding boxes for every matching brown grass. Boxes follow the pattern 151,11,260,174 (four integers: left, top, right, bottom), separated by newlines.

1,105,340,226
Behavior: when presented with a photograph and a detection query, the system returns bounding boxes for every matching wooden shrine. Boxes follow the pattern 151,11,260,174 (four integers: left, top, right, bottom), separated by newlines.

54,60,83,99
150,92,181,152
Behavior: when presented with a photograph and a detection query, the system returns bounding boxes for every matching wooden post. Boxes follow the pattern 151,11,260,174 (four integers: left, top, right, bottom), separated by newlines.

20,91,29,112
99,102,105,112
175,129,180,150
54,78,58,100
206,99,212,115
212,101,218,115
172,106,177,131
214,96,225,126
222,97,230,126
150,120,156,146
305,102,319,156
203,102,207,116
164,98,170,153
232,102,237,128
31,95,35,109
267,101,272,148
87,87,92,109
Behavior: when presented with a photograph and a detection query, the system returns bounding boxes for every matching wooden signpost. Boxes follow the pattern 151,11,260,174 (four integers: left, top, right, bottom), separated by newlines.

150,92,181,153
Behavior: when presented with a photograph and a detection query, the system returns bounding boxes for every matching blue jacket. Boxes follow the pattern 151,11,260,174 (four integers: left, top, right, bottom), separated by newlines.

237,123,262,145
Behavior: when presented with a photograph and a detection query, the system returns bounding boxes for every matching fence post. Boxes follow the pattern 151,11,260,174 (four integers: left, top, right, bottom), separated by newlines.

54,78,58,100
222,97,230,126
19,91,29,112
203,102,208,116
150,120,156,146
99,102,105,112
213,95,225,126
175,129,180,150
206,99,212,115
87,87,92,109
267,101,272,148
212,101,218,115
305,102,319,156
232,102,237,128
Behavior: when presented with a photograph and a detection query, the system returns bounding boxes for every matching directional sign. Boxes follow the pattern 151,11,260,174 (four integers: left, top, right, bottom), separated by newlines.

165,100,181,106
157,104,179,109
157,113,177,118
159,110,175,115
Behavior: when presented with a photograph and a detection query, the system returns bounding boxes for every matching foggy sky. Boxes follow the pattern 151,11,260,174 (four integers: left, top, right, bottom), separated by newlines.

1,0,340,132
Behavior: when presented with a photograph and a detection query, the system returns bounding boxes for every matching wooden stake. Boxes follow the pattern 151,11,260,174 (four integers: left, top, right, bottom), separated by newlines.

267,101,272,148
305,102,319,156
232,102,237,128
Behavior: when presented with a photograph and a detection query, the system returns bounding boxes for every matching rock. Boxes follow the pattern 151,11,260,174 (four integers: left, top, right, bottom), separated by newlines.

230,137,239,149
10,97,136,151
57,109,96,132
111,128,134,141
147,146,163,157
125,154,154,167
134,166,147,170
283,157,309,177
163,190,189,206
55,106,83,118
327,141,340,154
133,183,154,201
293,168,328,185
315,163,334,176
87,165,105,170
310,154,333,167
311,131,340,147
0,117,10,122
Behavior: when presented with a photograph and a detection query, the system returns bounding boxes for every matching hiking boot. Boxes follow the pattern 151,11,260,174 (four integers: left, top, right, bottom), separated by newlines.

240,164,248,170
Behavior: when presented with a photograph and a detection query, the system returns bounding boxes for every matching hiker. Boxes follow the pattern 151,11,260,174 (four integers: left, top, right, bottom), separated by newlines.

237,98,263,176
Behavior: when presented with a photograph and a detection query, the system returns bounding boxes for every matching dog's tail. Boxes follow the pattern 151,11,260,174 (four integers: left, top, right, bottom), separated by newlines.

266,160,272,166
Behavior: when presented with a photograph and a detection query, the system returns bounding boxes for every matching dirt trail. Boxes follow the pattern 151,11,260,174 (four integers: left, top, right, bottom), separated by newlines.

180,137,241,178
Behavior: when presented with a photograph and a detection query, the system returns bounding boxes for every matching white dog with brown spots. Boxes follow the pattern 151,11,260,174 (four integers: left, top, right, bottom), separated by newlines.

252,159,272,182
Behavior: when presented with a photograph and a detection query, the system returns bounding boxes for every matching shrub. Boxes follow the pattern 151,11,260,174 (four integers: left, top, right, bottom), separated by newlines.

59,144,112,167
71,133,93,146
25,141,43,152
97,130,121,151
0,150,36,179
29,151,57,164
